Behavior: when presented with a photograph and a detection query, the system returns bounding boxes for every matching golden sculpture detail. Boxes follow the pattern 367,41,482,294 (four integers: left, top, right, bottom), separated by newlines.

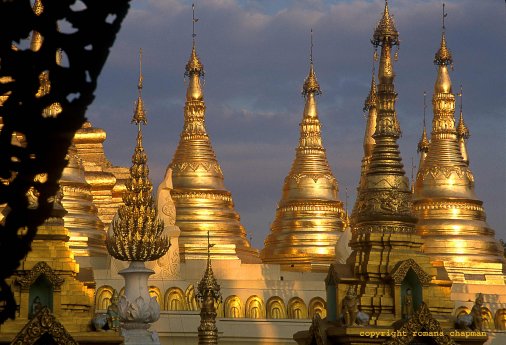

168,7,257,262
106,49,169,262
262,31,344,271
413,19,505,272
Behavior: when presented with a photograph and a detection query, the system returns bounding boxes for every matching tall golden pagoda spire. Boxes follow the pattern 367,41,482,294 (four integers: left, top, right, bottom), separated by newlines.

106,49,169,262
168,4,258,262
262,30,345,272
413,9,504,277
344,1,454,326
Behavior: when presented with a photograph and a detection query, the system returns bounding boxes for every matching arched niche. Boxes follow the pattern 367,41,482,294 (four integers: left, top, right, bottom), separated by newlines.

29,275,53,318
287,297,308,319
224,295,243,318
16,262,64,319
95,285,114,310
388,259,432,320
245,295,265,319
494,308,506,330
266,296,286,319
308,297,327,319
149,286,161,304
185,284,198,311
164,287,186,311
401,269,423,316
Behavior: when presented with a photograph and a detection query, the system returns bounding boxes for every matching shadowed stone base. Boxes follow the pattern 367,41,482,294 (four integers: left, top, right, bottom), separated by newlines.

121,328,160,345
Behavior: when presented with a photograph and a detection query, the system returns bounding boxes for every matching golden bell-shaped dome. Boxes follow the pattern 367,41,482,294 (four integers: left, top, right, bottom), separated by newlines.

413,29,504,272
261,58,345,272
168,40,258,263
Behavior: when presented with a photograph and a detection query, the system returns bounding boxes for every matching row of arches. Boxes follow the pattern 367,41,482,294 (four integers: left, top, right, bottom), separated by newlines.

455,305,506,330
95,285,326,320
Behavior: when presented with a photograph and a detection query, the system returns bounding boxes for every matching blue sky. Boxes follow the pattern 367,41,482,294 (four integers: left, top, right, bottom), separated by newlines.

87,0,506,249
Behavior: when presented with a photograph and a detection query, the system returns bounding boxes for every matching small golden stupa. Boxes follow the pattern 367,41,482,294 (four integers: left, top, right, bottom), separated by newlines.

168,19,258,262
413,24,505,284
59,144,106,259
262,36,345,271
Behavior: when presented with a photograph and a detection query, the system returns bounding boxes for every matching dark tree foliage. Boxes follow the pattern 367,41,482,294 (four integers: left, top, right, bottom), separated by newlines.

0,0,131,324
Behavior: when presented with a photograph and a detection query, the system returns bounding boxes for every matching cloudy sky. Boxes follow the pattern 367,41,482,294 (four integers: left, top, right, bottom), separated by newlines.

87,0,506,249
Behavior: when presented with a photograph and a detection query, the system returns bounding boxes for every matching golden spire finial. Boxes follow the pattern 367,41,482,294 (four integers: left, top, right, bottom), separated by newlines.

186,3,204,77
434,4,452,66
106,54,169,262
372,0,399,46
302,29,321,96
418,91,430,153
132,48,147,125
457,85,470,139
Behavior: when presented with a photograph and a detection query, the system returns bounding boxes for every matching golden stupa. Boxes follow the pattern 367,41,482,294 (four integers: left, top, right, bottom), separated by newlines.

261,43,345,271
73,122,129,231
168,32,258,262
342,0,453,326
413,28,505,279
59,144,106,258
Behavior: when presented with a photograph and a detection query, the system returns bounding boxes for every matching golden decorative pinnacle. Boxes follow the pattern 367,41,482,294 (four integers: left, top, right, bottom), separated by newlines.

302,30,321,96
434,31,452,66
434,5,452,66
197,232,221,299
418,91,430,153
363,63,377,112
372,0,399,46
106,53,169,262
132,49,147,125
185,4,204,77
457,86,470,139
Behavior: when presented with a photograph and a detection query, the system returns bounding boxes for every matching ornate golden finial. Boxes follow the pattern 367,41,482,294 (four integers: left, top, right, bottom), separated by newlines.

186,4,204,77
106,57,169,262
363,57,377,112
457,85,469,139
434,4,452,66
132,48,147,125
418,91,430,153
372,0,399,46
302,29,321,96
